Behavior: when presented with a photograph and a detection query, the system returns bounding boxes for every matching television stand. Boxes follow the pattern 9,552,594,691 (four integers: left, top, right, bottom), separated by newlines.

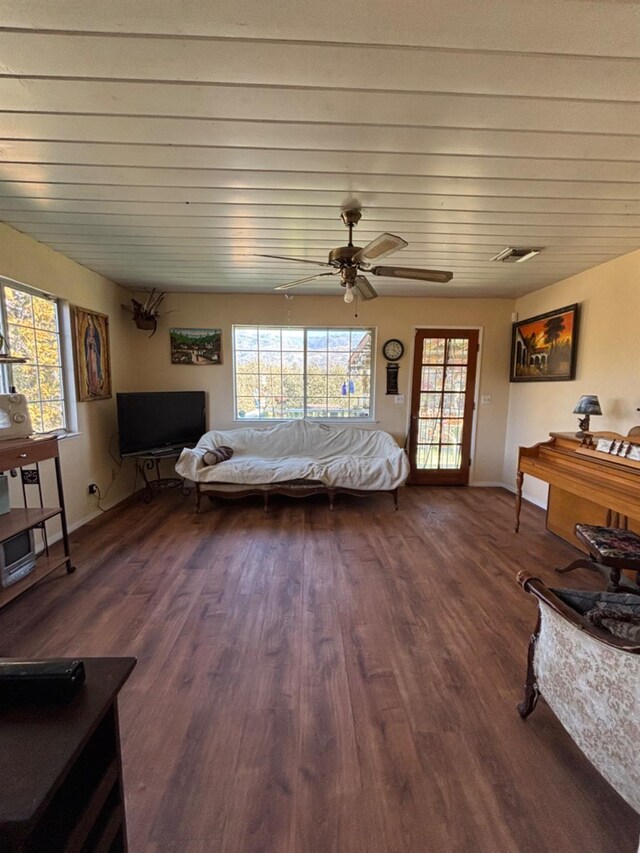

130,448,191,503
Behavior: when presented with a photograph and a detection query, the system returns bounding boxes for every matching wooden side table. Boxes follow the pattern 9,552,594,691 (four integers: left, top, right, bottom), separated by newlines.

0,657,136,852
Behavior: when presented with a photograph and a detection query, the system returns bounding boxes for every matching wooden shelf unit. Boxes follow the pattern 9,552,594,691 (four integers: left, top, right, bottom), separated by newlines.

0,657,136,852
0,506,62,540
0,436,74,609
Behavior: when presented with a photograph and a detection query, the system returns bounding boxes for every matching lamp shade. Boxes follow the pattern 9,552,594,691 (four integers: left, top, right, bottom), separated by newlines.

573,395,602,416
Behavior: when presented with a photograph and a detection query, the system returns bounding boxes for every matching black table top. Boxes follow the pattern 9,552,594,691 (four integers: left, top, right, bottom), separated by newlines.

0,656,135,833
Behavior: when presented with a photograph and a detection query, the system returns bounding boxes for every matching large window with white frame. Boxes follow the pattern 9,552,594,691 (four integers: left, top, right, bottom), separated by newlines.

233,326,374,420
0,281,67,433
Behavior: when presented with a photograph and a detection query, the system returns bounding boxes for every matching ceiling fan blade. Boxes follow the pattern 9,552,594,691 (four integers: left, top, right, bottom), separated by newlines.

353,233,408,264
253,253,333,267
353,275,378,301
274,271,336,291
370,266,453,283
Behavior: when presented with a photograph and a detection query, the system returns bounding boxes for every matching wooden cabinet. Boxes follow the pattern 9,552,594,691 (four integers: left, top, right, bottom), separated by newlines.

0,657,136,852
0,436,74,610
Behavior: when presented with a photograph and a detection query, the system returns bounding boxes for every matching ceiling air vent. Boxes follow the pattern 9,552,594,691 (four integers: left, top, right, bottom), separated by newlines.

490,247,542,263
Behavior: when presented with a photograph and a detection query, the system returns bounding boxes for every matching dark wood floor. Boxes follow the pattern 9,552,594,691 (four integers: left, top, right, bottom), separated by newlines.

1,487,638,852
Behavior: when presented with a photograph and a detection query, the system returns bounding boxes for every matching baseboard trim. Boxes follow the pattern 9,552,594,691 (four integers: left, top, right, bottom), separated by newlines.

470,481,548,511
522,493,547,510
69,512,99,534
500,481,548,510
38,491,141,549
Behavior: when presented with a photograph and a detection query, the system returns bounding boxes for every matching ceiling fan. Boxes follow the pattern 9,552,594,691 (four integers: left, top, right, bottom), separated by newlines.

253,207,453,302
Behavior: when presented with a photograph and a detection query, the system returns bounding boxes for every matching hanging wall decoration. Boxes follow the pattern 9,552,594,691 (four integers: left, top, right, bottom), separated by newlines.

72,307,112,402
129,289,165,336
170,328,222,365
386,363,400,395
510,304,579,382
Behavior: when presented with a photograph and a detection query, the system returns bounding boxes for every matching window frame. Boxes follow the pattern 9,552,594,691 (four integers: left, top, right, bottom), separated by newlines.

0,278,76,435
232,324,376,423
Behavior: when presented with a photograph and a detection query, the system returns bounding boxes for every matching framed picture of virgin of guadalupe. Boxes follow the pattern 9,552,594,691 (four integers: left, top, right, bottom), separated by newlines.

72,307,112,401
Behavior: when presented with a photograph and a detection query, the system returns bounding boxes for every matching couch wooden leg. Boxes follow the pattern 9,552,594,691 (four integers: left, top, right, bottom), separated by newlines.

518,612,541,720
328,489,335,510
393,488,399,510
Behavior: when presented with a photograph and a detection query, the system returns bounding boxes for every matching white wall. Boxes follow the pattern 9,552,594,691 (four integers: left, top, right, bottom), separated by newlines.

126,292,514,485
503,249,640,506
0,222,134,528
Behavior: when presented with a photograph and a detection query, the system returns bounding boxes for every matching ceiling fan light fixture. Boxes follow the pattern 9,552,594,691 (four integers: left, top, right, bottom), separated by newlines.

260,207,453,294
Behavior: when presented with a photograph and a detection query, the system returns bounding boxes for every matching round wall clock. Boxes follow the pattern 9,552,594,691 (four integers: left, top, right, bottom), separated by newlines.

382,339,404,361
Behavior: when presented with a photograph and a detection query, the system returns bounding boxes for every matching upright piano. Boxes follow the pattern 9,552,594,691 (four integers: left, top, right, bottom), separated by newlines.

516,431,640,548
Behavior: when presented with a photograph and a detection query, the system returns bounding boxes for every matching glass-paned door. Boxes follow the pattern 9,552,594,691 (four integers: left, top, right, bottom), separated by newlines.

408,329,479,485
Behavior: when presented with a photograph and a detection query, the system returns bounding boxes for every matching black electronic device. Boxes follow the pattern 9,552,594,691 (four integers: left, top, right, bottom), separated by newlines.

0,659,86,705
0,529,36,589
117,391,206,456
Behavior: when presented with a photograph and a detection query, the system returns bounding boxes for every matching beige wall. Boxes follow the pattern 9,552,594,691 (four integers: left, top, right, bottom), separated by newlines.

0,219,515,534
127,292,514,485
9,215,634,526
0,222,133,528
503,249,640,507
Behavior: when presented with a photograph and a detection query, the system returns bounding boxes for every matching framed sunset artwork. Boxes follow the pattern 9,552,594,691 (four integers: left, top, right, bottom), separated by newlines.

510,304,579,382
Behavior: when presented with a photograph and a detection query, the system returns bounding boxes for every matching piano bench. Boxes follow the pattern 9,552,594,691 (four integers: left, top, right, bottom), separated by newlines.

556,525,640,593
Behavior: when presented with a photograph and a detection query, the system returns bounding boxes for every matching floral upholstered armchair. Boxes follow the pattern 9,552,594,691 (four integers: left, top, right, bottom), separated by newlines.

517,573,640,818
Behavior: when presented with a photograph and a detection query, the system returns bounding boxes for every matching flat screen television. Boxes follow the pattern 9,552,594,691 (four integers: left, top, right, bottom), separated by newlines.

117,391,206,456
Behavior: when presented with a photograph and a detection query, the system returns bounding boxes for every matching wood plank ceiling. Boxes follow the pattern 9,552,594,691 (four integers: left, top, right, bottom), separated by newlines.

0,0,638,298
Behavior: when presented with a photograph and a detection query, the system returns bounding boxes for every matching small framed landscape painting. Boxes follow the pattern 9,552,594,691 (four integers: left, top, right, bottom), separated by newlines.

170,328,222,365
510,303,579,382
72,307,112,401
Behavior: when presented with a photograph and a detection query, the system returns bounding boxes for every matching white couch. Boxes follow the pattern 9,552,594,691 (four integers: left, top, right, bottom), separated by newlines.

175,419,410,510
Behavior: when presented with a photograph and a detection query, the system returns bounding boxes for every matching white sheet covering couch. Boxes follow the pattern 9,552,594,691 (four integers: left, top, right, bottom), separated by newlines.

175,419,410,510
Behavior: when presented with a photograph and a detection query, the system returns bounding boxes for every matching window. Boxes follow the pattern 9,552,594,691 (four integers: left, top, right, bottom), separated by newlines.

0,282,67,433
233,326,373,420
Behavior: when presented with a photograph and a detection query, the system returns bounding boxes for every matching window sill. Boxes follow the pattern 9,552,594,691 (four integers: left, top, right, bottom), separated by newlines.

233,418,379,426
32,430,82,440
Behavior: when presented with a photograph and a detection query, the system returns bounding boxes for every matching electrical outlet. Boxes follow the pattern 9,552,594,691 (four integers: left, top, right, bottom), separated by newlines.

394,394,405,404
88,483,98,495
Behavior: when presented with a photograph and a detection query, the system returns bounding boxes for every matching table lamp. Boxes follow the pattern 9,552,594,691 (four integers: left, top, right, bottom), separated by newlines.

573,395,602,437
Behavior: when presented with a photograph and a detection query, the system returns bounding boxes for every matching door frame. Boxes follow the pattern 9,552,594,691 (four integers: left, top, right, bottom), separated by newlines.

405,325,483,485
